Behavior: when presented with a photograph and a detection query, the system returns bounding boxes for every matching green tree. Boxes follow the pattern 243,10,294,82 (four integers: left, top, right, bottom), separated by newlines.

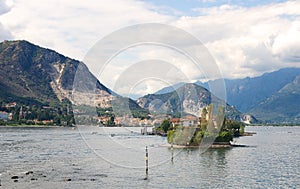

53,115,61,125
191,130,205,145
160,120,171,133
215,131,233,142
0,119,6,126
226,119,244,137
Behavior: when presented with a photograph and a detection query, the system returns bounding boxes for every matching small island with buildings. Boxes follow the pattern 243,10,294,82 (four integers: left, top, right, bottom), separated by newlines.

152,104,249,148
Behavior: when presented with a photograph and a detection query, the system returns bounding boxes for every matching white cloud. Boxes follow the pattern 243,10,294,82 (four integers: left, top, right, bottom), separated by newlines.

0,24,12,41
0,0,10,14
0,0,13,41
200,0,216,3
0,0,172,60
272,21,300,63
175,1,300,78
97,45,197,97
0,0,300,96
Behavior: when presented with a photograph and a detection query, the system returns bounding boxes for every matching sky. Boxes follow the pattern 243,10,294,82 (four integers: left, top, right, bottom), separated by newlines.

0,0,300,97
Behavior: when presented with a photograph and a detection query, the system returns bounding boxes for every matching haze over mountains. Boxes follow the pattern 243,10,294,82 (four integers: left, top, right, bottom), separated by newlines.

156,68,300,123
249,74,300,122
215,68,300,123
0,40,299,123
208,68,300,112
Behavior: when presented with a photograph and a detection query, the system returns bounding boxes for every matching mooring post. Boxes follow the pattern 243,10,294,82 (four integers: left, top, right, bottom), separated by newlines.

146,146,149,177
171,142,174,163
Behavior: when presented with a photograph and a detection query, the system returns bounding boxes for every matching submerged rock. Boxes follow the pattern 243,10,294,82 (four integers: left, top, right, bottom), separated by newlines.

11,176,18,179
25,171,33,175
64,178,72,182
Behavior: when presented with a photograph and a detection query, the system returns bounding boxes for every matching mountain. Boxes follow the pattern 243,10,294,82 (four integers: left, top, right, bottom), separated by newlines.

217,68,300,113
0,40,144,114
249,75,300,123
196,68,300,123
0,40,108,105
156,81,210,96
137,83,254,122
0,40,62,105
2,40,298,124
154,68,300,123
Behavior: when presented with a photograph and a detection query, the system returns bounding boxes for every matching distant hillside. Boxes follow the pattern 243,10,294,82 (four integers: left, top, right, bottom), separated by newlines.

218,68,300,113
0,40,64,105
0,40,143,112
155,68,300,123
207,68,300,123
249,75,300,123
2,40,298,124
138,83,254,123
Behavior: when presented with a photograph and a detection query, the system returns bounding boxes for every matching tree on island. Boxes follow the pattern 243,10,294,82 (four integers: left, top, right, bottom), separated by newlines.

159,120,172,133
167,104,245,146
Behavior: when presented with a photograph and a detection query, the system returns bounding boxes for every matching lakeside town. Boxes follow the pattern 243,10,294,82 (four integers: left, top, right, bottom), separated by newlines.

0,100,195,127
0,101,74,126
0,100,246,148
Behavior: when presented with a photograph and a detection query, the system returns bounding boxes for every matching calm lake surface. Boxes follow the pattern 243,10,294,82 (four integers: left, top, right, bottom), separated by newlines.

0,126,299,188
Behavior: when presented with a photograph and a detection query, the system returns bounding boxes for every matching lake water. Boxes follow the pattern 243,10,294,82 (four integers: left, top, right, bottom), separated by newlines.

0,126,299,188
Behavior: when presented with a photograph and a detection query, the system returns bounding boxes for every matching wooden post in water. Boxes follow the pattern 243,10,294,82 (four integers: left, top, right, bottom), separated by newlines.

171,143,174,163
145,146,149,177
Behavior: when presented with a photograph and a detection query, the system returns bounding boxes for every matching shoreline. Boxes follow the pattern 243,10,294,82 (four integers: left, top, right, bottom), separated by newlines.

0,125,74,128
161,143,242,149
240,131,257,136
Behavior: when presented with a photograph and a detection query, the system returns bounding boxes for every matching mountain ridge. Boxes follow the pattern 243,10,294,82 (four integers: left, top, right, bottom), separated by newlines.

0,40,136,109
249,75,300,122
1,40,298,124
154,67,300,123
220,67,300,112
137,83,254,123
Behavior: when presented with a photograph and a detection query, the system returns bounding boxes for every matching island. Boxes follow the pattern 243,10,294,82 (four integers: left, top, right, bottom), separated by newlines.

154,104,247,148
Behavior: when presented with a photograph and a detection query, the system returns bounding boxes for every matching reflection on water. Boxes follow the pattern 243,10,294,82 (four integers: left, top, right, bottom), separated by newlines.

0,126,299,188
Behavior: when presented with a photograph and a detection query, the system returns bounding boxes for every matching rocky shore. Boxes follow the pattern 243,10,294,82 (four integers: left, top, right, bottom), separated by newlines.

163,141,250,149
0,169,108,187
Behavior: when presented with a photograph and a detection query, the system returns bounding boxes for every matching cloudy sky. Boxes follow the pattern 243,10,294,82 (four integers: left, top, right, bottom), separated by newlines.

0,0,300,97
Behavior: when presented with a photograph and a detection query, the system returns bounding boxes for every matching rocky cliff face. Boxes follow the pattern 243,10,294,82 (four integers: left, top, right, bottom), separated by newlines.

0,40,114,107
0,40,149,119
0,40,61,104
137,83,254,123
